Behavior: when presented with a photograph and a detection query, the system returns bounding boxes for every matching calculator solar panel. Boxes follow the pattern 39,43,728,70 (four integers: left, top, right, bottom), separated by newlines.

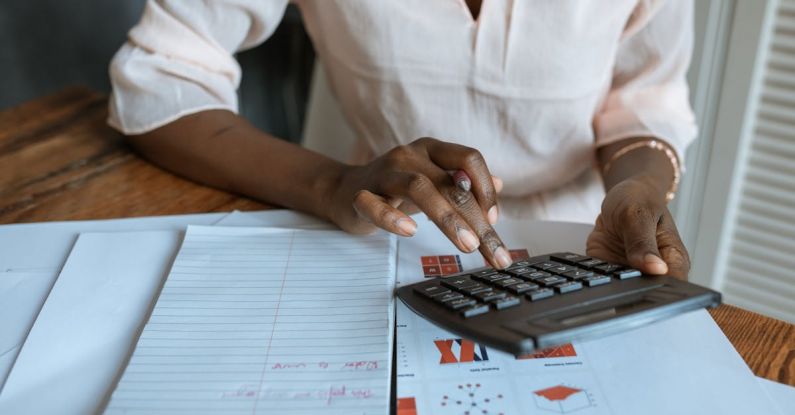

396,252,721,355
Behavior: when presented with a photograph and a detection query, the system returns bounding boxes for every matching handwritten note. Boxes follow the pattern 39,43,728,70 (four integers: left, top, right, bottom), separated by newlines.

103,226,395,414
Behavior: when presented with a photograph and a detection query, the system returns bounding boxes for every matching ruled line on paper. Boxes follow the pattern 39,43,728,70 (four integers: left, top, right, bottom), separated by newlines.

103,226,395,415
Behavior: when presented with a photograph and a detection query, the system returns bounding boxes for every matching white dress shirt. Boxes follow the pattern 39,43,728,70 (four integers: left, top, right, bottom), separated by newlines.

109,0,696,223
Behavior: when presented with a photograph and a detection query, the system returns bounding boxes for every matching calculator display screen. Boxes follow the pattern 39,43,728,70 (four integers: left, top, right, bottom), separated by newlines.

557,299,655,326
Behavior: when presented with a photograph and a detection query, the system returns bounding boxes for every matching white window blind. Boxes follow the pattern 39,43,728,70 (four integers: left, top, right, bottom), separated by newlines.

721,0,795,322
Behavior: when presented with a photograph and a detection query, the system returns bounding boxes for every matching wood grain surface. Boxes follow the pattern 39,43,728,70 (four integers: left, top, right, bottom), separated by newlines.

1,87,793,386
0,87,266,223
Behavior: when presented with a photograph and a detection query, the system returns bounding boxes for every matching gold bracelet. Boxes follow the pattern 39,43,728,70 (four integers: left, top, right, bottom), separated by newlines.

602,139,681,202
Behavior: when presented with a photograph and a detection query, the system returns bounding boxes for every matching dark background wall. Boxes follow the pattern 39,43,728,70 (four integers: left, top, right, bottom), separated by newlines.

0,1,314,142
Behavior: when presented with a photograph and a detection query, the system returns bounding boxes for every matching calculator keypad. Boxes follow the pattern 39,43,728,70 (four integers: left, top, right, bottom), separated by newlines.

413,253,642,318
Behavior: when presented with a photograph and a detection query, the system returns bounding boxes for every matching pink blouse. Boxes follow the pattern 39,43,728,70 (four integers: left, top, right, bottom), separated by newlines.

109,0,696,223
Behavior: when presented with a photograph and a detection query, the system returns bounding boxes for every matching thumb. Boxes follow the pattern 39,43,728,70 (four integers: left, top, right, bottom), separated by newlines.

621,211,668,275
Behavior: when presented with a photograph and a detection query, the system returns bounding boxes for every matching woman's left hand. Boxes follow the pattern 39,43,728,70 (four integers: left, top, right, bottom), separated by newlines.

586,176,690,280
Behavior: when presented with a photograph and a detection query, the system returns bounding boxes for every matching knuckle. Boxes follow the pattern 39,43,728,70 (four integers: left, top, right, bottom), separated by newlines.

447,187,474,208
461,148,485,168
413,137,436,147
352,189,369,205
405,173,431,196
438,211,459,230
478,228,502,252
383,145,414,167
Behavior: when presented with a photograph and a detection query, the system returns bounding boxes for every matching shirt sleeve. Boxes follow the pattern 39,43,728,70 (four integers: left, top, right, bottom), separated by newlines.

593,0,697,160
108,0,290,134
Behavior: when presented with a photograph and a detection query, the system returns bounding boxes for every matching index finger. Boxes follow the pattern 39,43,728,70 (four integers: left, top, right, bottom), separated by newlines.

420,138,499,224
446,184,513,269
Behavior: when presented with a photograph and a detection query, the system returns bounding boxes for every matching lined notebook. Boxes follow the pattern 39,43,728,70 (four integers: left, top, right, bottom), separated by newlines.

103,226,396,414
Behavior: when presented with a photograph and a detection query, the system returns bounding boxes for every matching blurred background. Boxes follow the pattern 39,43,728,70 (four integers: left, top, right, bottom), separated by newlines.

1,1,793,322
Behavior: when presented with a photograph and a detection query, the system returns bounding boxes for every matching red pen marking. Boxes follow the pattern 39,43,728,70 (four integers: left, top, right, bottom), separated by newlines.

342,360,379,371
270,362,307,370
223,384,373,405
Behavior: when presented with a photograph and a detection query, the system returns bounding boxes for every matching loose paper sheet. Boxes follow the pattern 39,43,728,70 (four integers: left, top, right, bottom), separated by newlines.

0,231,183,414
0,211,230,390
103,226,396,415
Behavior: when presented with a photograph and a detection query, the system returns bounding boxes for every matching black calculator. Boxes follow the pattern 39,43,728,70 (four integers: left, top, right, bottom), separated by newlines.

396,252,721,355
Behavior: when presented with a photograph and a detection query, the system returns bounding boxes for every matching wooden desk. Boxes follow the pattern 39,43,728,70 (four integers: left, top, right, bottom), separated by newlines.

2,87,794,386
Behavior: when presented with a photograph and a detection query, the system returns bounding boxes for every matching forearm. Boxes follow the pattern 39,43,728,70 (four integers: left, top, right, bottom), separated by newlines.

125,110,345,221
597,137,677,201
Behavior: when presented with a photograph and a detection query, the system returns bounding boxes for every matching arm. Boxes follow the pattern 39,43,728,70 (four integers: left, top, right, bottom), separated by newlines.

126,110,343,223
127,110,513,269
112,1,512,268
586,0,695,279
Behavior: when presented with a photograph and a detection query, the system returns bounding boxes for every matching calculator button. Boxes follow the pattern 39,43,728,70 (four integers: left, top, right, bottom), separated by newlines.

583,275,611,287
526,288,554,301
554,281,583,294
495,277,524,288
508,267,535,275
533,261,565,270
471,269,499,277
445,297,477,310
506,282,538,294
593,263,624,274
473,290,507,302
507,260,535,270
615,269,642,279
519,271,552,281
461,304,490,318
441,277,479,291
415,285,451,298
550,253,590,264
537,276,568,287
578,258,606,268
562,270,594,280
548,265,578,274
473,273,511,283
434,292,464,303
493,296,521,310
459,284,492,295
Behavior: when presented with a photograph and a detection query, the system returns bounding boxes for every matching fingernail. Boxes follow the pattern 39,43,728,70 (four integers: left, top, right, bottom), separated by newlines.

494,246,512,269
644,253,668,274
488,206,499,225
456,227,480,252
396,219,416,236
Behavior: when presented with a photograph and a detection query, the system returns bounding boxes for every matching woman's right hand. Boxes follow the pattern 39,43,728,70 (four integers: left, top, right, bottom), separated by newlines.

324,137,513,269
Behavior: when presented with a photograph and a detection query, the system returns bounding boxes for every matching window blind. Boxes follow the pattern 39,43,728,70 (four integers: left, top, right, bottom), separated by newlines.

722,0,795,322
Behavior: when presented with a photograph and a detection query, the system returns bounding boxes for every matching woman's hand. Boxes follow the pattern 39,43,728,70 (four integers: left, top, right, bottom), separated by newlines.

586,175,690,279
324,137,513,269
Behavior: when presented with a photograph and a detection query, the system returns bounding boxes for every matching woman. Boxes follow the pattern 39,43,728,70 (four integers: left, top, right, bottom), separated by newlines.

109,0,693,277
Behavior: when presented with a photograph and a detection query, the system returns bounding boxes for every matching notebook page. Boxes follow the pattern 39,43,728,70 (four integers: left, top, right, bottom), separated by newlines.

104,226,396,415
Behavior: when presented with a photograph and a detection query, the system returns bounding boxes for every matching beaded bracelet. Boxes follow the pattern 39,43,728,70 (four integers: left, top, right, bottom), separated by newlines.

602,139,681,202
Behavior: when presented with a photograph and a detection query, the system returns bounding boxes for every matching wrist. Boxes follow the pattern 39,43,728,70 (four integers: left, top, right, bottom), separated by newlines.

616,174,669,203
314,161,352,224
600,138,679,202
